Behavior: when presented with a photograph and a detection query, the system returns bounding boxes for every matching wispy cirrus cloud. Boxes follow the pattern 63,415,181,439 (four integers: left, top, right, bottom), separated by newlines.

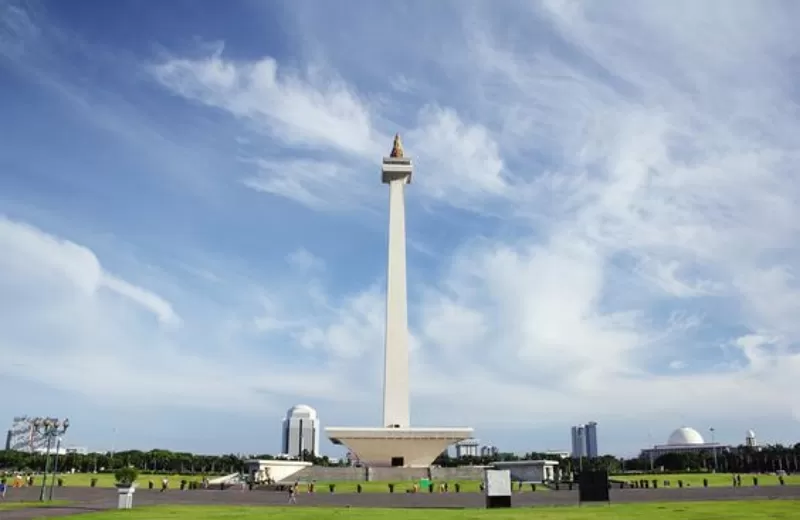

150,46,517,215
151,46,383,158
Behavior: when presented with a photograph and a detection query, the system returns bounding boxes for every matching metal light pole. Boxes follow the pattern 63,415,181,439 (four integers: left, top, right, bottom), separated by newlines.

32,418,69,502
48,436,63,501
38,428,53,502
710,427,718,473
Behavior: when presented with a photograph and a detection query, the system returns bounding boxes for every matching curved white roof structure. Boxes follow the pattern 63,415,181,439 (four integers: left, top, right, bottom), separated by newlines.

746,429,756,438
667,427,705,445
286,404,317,420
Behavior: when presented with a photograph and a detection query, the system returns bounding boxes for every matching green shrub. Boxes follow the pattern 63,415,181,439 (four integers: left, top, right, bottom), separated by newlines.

114,467,140,486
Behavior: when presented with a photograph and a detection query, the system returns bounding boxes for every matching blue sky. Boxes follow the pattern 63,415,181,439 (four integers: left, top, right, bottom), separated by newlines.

1,0,799,458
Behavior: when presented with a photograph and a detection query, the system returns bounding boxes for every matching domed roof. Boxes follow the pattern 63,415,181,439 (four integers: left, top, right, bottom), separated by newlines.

286,404,317,419
667,427,705,445
746,429,756,438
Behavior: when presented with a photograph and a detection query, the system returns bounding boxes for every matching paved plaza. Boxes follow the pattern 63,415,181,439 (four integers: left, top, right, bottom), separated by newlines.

3,484,800,519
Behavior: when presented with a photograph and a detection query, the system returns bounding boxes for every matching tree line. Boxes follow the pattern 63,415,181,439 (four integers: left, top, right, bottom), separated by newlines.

435,443,800,475
2,443,798,475
639,444,800,474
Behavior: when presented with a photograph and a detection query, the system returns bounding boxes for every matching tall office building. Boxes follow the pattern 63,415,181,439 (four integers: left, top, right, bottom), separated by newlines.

584,422,598,458
570,421,599,458
570,425,585,458
282,405,320,458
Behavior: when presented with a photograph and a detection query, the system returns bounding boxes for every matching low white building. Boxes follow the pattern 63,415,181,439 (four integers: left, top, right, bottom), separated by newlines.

492,460,560,483
243,459,312,484
32,445,88,455
640,427,727,460
455,439,479,458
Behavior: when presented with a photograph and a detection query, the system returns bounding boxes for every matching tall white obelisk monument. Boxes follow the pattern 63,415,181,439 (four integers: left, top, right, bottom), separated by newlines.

381,134,412,428
325,135,472,468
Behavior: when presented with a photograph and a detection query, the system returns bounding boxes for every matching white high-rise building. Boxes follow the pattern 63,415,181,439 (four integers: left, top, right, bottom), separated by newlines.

282,405,320,458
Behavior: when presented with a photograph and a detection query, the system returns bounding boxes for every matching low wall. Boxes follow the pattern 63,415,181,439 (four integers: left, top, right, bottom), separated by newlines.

285,466,367,482
282,465,486,483
430,466,486,481
367,467,429,482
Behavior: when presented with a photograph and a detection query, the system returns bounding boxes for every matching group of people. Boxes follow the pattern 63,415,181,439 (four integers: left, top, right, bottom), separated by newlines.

0,474,34,499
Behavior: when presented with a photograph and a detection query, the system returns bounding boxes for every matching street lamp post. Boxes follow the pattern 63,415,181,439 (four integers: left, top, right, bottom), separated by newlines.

32,418,69,502
710,427,718,473
48,435,63,501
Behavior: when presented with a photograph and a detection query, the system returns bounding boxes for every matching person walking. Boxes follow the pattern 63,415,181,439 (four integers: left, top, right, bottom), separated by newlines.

288,483,298,504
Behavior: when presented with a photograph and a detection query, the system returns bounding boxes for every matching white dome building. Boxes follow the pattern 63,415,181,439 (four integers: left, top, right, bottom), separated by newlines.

640,426,727,461
281,404,320,458
667,427,705,446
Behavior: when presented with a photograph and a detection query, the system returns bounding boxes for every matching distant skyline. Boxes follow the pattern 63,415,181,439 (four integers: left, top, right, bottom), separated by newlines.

1,0,799,458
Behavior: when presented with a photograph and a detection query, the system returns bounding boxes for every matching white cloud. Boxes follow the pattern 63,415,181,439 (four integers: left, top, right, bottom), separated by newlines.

151,48,521,215
407,106,509,204
296,285,384,360
0,217,180,326
0,217,367,414
286,248,324,273
151,46,381,158
101,275,181,326
242,158,368,211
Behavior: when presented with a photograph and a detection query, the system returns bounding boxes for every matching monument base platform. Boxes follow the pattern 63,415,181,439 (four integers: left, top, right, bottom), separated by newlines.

325,426,474,468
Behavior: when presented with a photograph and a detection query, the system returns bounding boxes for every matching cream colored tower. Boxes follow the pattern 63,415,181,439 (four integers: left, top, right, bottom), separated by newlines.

325,135,473,468
381,134,412,428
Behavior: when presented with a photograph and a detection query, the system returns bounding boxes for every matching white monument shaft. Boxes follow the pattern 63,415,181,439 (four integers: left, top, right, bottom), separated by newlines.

383,176,411,428
325,135,473,468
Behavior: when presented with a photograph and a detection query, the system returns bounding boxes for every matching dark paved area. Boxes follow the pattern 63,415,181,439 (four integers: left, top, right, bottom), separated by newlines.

3,485,800,519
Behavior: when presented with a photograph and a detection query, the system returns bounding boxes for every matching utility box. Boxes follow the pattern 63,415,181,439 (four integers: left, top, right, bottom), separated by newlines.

484,469,512,508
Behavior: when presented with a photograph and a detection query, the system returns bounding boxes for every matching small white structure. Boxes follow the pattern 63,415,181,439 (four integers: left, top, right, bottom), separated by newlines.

745,429,758,448
282,404,320,458
544,450,570,459
455,439,480,458
492,460,560,483
325,135,473,467
243,459,312,484
484,469,512,508
116,486,135,510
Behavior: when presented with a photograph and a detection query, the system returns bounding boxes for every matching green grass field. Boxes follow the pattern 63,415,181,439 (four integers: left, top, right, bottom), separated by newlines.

57,501,800,519
612,472,800,487
12,471,798,491
9,473,186,488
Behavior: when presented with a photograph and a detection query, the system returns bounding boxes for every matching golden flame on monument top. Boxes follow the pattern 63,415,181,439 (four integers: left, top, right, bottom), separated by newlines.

389,133,404,158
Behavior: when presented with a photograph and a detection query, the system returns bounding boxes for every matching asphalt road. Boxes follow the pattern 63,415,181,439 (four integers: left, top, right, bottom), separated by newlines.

3,484,800,519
